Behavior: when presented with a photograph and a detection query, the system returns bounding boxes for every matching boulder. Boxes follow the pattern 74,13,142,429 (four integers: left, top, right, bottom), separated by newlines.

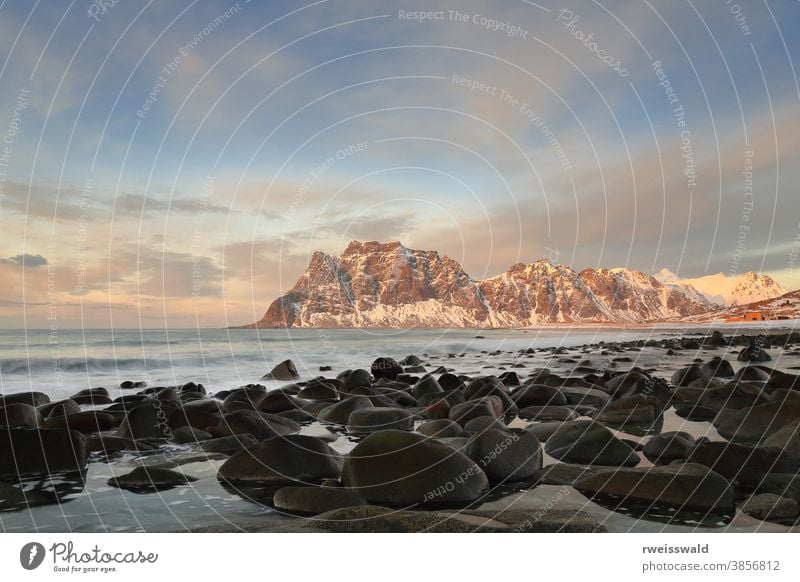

218,435,342,485
575,463,734,513
417,419,464,438
108,466,197,491
716,401,800,443
464,428,542,484
643,432,696,465
412,375,443,401
117,402,174,441
700,382,768,413
258,391,309,414
701,357,735,378
463,416,508,433
517,406,578,422
0,428,88,477
341,430,489,506
298,380,338,401
740,493,800,521
738,341,771,362
0,403,42,427
261,359,299,381
38,399,81,419
763,418,800,461
511,384,567,407
545,420,640,467
0,392,50,407
273,486,367,515
198,433,259,455
371,358,403,381
756,474,800,503
214,410,300,440
44,411,115,432
688,440,798,488
671,365,707,387
347,407,414,433
171,426,212,444
449,396,503,426
318,396,374,424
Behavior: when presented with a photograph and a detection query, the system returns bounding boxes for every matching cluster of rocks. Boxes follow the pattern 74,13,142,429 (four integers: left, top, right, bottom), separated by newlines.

2,330,800,530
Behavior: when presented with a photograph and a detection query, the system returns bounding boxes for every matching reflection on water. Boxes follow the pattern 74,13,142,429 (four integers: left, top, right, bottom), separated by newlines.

0,471,87,512
582,493,734,529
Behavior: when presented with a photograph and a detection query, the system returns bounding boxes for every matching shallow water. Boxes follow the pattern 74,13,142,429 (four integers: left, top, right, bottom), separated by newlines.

1,324,799,532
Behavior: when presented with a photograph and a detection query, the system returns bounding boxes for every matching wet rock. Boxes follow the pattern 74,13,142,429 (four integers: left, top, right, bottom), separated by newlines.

674,404,717,421
642,432,696,465
214,410,300,440
716,401,800,442
318,396,374,425
341,430,489,507
0,428,88,477
524,421,565,442
412,375,443,401
756,474,800,503
261,359,300,381
740,493,800,521
763,418,800,461
38,399,81,419
339,369,372,393
699,382,768,413
273,485,367,515
69,388,112,406
463,416,508,433
545,420,640,467
517,406,578,422
671,365,707,387
511,384,568,407
701,357,735,378
0,403,42,427
0,392,50,407
688,440,798,488
108,466,197,491
44,411,115,432
592,395,657,425
258,391,309,414
218,435,342,485
738,341,771,362
531,463,606,486
120,380,147,390
198,433,259,455
575,463,734,513
557,386,610,408
117,402,175,441
449,396,503,426
298,379,338,401
417,419,464,438
347,407,414,433
464,428,541,484
371,357,403,381
171,426,212,444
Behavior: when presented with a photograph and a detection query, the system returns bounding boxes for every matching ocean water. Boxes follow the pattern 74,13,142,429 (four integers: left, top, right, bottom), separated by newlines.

1,324,798,533
0,325,715,398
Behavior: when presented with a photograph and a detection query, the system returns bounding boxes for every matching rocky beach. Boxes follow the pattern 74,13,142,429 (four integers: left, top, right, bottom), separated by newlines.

2,326,800,533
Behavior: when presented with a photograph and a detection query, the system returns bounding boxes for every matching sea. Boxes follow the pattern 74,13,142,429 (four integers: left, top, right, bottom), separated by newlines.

0,323,797,533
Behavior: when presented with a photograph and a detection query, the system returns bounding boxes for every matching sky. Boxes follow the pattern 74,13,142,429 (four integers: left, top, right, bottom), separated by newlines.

0,0,799,328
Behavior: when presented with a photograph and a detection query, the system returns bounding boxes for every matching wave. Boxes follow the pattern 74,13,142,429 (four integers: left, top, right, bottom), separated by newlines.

0,357,185,375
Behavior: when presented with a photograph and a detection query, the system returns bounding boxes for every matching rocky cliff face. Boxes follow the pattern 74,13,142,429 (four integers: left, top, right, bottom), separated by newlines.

243,241,722,328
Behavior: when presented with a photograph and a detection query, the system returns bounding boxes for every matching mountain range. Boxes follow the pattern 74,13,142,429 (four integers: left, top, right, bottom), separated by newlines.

240,241,787,328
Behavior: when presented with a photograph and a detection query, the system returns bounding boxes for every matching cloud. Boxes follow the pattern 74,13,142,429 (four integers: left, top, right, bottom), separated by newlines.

0,253,48,267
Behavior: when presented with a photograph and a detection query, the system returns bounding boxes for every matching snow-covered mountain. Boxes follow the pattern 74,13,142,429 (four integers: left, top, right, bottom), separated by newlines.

654,268,786,307
240,241,719,328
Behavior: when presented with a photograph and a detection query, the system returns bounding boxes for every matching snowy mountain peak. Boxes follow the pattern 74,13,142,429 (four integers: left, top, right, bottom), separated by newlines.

242,242,725,328
652,269,786,307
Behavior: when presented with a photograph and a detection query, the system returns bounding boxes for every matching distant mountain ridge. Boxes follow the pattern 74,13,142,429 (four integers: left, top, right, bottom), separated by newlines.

239,241,775,328
654,268,785,307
